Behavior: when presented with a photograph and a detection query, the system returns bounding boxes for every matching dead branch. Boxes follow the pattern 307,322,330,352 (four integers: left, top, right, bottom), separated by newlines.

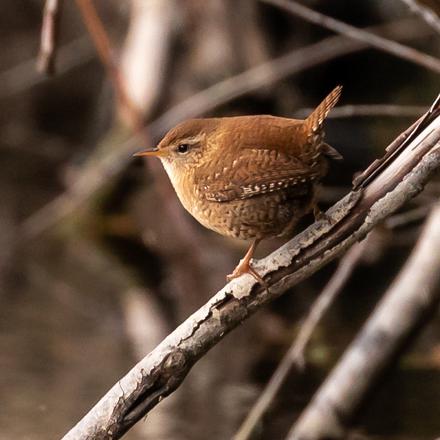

37,0,63,75
287,201,440,439
399,0,440,35
261,0,440,74
22,17,432,238
62,95,440,440
234,238,369,440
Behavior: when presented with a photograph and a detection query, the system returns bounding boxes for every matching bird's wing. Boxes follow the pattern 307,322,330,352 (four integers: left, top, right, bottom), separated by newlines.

201,148,322,203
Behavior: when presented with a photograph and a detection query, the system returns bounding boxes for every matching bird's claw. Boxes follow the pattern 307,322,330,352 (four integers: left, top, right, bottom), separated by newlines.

227,259,269,291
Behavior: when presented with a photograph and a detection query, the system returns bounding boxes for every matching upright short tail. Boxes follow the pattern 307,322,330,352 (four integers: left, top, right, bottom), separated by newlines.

305,85,342,134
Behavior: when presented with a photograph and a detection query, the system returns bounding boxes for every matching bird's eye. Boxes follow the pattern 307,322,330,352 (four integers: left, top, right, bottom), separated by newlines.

176,143,190,154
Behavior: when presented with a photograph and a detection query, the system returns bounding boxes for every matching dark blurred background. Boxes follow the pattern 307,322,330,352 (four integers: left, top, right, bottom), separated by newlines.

1,1,439,439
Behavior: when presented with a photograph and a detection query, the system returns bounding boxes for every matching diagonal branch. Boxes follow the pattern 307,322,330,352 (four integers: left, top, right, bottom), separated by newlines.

261,0,440,73
62,95,440,440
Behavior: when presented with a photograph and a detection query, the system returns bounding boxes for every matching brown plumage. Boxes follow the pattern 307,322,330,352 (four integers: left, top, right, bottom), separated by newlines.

135,86,342,283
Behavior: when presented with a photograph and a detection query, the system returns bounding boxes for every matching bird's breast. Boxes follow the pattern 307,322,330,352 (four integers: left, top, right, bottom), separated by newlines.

161,159,197,215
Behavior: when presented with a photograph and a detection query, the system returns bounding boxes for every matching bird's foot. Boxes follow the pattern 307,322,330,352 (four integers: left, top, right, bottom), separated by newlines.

227,259,269,291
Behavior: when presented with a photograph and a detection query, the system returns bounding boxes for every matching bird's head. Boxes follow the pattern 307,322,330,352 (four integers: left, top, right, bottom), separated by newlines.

134,119,219,177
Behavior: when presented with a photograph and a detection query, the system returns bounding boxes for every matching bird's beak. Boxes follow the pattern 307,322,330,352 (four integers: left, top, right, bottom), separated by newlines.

133,147,167,158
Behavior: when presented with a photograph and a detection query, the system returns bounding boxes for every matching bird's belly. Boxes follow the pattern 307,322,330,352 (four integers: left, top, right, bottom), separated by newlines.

189,191,314,241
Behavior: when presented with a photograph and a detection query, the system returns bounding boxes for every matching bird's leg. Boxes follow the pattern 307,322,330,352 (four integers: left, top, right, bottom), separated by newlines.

227,239,267,287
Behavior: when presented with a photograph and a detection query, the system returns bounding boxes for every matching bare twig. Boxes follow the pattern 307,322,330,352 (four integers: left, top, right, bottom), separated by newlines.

294,104,426,119
21,18,433,238
261,0,440,73
37,0,64,75
62,94,440,440
400,0,440,35
287,202,440,439
234,239,368,440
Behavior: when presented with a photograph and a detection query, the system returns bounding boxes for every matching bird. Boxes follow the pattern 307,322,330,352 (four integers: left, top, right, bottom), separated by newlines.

135,86,342,285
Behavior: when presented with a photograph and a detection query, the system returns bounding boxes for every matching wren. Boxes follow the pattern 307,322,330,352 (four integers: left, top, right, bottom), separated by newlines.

135,86,342,285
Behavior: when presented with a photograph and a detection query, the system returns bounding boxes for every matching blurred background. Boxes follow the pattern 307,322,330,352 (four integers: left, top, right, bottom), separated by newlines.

1,1,440,439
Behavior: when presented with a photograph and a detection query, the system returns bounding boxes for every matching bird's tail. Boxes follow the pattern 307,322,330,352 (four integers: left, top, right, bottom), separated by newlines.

305,85,342,134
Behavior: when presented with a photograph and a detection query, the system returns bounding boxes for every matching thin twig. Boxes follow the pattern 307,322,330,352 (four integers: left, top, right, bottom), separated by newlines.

287,202,440,439
37,0,64,75
74,0,142,131
261,0,440,73
294,104,426,119
62,94,440,439
234,239,368,440
400,0,440,35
